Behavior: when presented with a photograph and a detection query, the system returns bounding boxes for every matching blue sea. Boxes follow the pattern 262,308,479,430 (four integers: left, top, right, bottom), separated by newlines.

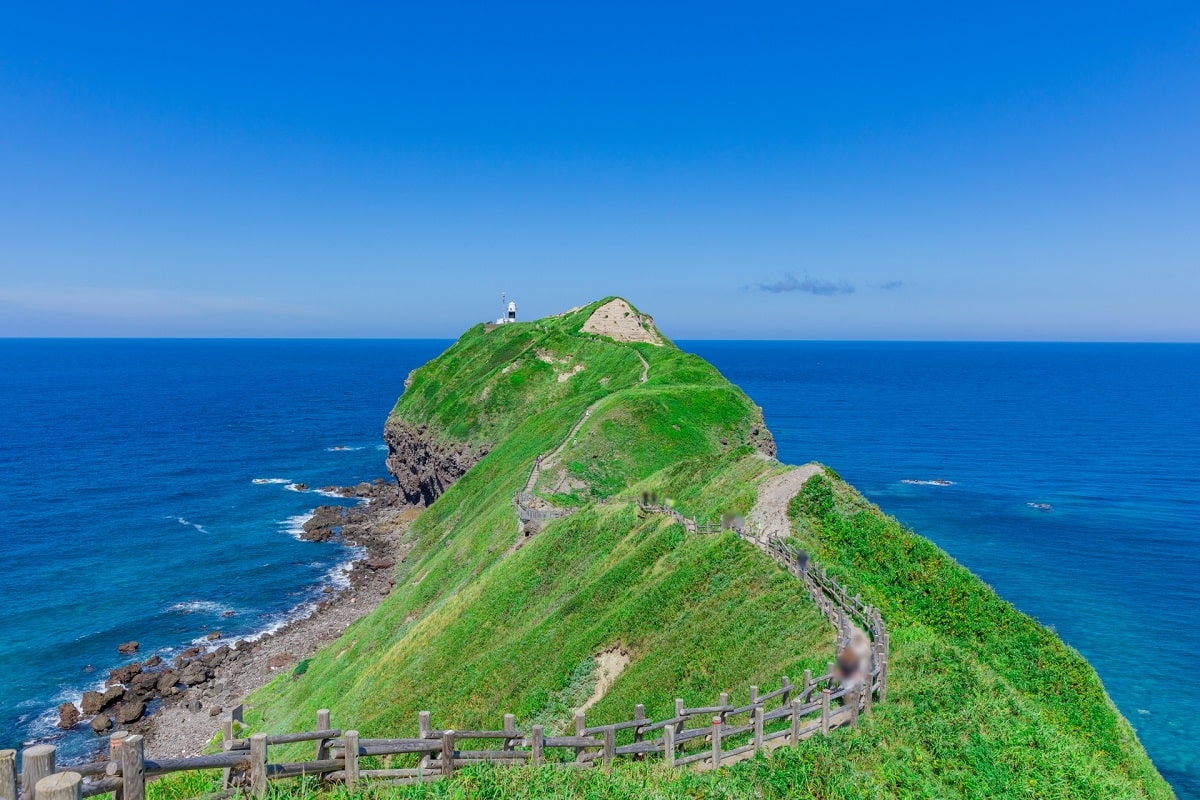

1,340,1197,798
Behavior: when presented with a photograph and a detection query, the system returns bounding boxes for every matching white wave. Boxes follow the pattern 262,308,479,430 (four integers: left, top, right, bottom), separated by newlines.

314,488,348,499
174,517,209,534
900,479,956,487
326,445,365,452
252,478,291,485
167,600,237,616
376,444,388,451
281,513,314,541
1027,502,1054,512
285,483,308,493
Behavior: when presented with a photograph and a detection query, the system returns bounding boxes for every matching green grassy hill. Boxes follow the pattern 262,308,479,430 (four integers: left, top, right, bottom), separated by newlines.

194,298,1170,799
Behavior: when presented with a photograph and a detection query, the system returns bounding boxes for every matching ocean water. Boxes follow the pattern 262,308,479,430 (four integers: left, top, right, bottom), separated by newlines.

1,340,1196,798
0,339,448,762
687,341,1200,799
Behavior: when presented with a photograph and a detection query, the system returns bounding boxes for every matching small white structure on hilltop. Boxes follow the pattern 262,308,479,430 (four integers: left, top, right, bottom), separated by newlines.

495,293,518,324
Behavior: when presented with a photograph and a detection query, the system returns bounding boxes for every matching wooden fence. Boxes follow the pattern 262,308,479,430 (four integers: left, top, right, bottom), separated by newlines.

5,500,888,800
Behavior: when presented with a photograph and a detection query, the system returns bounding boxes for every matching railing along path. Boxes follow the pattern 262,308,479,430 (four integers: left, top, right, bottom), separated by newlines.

7,499,887,800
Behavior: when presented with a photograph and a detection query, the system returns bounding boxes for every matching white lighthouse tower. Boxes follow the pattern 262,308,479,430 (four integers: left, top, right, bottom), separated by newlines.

496,292,518,324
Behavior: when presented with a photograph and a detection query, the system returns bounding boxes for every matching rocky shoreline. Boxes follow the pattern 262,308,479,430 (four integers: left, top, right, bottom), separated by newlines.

52,479,419,760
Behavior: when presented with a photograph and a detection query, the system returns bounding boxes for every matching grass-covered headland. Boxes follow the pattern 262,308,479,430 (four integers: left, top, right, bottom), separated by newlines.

156,298,1172,799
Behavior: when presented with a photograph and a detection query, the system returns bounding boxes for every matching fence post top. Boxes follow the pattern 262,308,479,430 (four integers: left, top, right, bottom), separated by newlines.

23,744,55,756
250,733,267,741
36,772,80,791
712,717,721,726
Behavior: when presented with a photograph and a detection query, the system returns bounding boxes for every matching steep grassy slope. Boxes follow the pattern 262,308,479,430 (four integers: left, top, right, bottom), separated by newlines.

243,298,824,739
157,298,1171,799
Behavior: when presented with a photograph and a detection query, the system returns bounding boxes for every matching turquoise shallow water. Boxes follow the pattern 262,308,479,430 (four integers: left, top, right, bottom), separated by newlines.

1,339,1196,797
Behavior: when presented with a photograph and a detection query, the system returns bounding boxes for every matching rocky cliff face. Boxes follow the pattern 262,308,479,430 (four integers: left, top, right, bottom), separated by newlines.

384,418,489,506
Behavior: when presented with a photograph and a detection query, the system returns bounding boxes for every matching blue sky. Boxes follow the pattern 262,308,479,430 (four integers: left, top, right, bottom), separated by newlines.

1,2,1197,339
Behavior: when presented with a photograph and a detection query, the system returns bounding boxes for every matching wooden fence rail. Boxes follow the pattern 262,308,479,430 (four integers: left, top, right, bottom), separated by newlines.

10,497,887,799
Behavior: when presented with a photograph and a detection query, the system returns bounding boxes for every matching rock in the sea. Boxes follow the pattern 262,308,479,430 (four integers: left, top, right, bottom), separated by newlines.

81,691,106,715
115,700,146,725
90,715,113,734
100,686,125,709
57,702,81,729
300,505,347,542
107,663,141,686
181,646,201,659
142,655,163,668
206,631,221,641
117,641,139,654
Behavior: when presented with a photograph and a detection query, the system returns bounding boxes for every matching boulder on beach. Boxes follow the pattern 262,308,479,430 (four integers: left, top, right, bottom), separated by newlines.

156,670,178,693
117,641,139,654
57,702,81,729
267,652,296,671
115,700,146,725
142,655,163,668
90,715,113,734
180,662,210,686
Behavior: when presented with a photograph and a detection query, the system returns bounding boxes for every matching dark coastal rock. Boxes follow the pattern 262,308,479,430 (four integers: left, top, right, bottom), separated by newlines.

749,423,777,458
206,631,221,641
181,647,201,659
301,505,347,542
142,655,163,668
101,686,125,708
156,670,179,692
90,715,113,734
81,691,106,715
179,662,211,686
117,641,139,654
107,663,141,686
130,671,160,692
115,700,146,725
384,418,486,506
57,702,81,729
364,557,396,571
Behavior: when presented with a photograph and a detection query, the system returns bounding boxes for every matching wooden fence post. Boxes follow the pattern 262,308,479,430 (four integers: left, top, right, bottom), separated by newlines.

418,711,431,774
249,734,267,798
820,690,831,736
316,710,331,760
663,725,676,767
864,675,874,717
719,692,730,724
849,683,860,728
531,725,544,767
121,735,145,800
503,713,516,751
790,699,802,744
574,712,586,763
109,732,128,800
34,773,80,800
710,717,722,769
0,750,16,800
344,730,359,788
674,699,685,740
440,731,455,778
21,745,55,800
803,669,813,700
753,703,764,753
603,726,615,769
780,675,792,705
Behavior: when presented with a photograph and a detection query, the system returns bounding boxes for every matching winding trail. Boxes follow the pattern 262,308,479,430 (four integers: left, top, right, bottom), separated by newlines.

745,465,823,548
